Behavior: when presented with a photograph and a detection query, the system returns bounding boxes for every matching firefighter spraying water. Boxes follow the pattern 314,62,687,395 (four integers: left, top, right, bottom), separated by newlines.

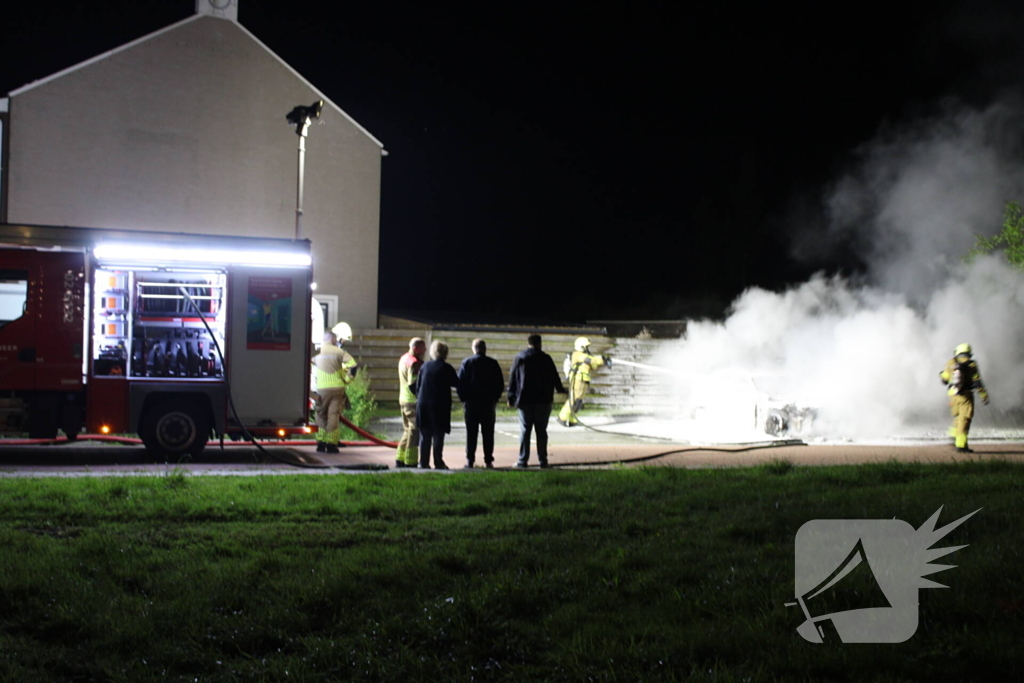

557,337,611,427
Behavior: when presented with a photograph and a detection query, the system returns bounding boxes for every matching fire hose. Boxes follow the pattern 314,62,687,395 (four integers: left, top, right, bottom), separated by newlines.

0,291,391,467
176,288,389,470
540,439,804,468
3,345,798,469
0,431,385,448
560,357,806,455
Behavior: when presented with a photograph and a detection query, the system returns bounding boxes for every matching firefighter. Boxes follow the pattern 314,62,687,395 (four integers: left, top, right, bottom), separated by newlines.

312,329,357,453
557,336,611,427
939,342,989,453
396,337,427,468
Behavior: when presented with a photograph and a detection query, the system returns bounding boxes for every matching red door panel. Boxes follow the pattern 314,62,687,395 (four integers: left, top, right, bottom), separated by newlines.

0,249,85,392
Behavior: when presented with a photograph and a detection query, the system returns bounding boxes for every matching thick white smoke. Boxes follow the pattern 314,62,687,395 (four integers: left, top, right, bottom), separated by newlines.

656,100,1024,440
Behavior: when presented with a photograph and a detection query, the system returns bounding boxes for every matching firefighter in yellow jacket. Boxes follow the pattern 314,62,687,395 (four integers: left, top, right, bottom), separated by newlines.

939,342,989,453
312,329,357,453
396,337,427,467
557,337,611,426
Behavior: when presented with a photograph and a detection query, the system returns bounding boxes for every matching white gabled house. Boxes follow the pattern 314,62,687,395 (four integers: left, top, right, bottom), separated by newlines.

0,0,384,327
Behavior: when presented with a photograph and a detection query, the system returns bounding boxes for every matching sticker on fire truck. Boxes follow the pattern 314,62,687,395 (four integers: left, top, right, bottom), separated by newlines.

247,276,293,351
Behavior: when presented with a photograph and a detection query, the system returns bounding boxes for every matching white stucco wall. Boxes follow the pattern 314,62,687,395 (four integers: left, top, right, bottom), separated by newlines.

6,16,381,327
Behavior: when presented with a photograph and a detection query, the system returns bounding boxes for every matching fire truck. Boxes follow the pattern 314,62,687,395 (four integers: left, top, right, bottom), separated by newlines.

0,223,315,456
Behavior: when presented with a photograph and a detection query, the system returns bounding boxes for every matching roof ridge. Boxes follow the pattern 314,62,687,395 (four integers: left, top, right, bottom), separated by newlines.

8,14,384,149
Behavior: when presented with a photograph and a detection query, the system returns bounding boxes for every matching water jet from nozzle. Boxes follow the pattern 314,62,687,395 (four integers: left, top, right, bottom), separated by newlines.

612,358,684,376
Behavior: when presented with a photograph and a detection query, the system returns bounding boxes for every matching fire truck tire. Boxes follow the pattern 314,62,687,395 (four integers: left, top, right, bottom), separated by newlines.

28,394,59,440
139,399,210,457
59,405,83,441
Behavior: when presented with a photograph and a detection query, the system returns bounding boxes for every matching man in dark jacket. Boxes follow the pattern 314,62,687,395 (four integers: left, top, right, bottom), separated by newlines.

507,334,567,468
457,338,505,469
415,340,459,470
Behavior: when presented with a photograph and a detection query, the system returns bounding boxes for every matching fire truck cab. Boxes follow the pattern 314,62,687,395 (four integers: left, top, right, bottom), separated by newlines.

0,224,314,456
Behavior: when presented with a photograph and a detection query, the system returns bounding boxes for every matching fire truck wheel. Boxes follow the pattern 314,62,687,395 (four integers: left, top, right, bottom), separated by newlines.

28,394,59,440
60,403,83,441
140,400,210,457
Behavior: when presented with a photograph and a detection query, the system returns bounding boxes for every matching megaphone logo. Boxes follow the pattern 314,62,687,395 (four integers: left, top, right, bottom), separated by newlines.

789,507,979,643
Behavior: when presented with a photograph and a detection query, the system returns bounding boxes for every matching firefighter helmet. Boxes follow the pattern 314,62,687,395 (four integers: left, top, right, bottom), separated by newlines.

955,342,972,356
574,337,591,352
333,322,353,342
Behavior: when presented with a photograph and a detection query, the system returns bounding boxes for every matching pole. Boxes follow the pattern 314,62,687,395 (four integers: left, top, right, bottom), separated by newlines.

286,101,322,241
295,121,309,241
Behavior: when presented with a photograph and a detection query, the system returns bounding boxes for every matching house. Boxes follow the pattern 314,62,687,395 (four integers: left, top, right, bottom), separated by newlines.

0,0,384,328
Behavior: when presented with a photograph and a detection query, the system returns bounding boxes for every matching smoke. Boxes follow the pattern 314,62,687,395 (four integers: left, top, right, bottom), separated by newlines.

656,99,1024,440
818,99,1024,303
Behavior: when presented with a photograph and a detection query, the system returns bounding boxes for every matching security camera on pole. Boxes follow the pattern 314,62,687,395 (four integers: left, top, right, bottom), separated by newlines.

285,100,324,240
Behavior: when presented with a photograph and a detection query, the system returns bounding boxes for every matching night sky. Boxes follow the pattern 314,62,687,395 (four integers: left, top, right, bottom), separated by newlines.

2,0,1022,322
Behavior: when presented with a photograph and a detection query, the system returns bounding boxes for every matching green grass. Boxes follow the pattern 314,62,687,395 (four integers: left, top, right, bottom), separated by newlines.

0,462,1021,681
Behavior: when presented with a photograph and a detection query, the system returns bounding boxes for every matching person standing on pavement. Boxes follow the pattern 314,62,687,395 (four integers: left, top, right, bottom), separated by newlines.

396,337,426,468
312,331,355,454
557,336,611,427
939,342,990,453
507,334,567,468
415,340,460,470
457,338,505,469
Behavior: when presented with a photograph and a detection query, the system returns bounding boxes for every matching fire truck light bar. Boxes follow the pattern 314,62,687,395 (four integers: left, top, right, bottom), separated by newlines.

93,244,312,267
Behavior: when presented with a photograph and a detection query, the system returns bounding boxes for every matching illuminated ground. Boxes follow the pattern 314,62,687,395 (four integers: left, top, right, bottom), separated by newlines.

1,414,1023,476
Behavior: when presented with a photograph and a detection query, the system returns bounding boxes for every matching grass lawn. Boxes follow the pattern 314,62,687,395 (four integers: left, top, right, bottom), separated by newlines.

0,461,1021,681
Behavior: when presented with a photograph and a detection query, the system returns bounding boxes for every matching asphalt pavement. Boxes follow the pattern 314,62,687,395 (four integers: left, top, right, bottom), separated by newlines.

1,416,1022,477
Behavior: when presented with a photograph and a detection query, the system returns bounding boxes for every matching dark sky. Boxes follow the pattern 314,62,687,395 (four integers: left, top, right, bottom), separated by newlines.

2,1,1021,321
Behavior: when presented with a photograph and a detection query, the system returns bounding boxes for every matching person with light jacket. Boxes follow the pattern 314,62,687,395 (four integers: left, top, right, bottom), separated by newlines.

312,331,356,453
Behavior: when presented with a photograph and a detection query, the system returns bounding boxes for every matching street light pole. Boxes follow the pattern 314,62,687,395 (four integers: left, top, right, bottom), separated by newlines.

295,128,306,241
285,100,324,241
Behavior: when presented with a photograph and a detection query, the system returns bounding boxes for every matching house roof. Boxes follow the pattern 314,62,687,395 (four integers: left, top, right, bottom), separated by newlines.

7,14,384,149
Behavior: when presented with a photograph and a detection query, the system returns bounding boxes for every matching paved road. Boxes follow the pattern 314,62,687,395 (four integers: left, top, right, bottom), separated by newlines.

2,418,1022,477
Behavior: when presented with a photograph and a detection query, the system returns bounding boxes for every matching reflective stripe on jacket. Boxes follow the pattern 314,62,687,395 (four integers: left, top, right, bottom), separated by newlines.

398,351,423,404
314,344,355,389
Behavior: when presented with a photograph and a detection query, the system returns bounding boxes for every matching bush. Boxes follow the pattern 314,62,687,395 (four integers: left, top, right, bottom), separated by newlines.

968,200,1024,268
340,367,378,440
309,367,380,441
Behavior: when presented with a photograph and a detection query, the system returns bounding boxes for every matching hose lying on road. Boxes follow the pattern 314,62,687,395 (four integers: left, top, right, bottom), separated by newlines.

522,411,803,468
176,288,388,471
541,439,805,469
0,435,381,447
0,435,145,446
338,415,398,448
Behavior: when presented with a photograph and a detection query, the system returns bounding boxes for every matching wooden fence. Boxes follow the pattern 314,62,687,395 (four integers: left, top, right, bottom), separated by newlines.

346,328,677,412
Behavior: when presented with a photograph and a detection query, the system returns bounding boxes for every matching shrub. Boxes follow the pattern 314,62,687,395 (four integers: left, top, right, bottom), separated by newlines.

340,367,378,440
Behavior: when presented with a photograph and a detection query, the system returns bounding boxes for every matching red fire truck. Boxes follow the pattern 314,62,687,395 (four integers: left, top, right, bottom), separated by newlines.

0,223,315,456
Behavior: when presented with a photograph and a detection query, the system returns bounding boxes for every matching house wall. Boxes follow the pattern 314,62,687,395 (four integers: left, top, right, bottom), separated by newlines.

5,16,381,327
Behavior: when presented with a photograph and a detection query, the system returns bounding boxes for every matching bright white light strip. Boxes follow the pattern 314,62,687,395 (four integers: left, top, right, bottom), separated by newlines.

93,244,311,267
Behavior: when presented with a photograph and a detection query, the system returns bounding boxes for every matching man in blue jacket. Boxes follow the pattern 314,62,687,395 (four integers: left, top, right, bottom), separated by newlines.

457,338,505,469
507,334,567,468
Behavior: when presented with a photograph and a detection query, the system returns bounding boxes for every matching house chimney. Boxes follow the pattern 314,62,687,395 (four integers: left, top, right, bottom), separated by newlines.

196,0,239,21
